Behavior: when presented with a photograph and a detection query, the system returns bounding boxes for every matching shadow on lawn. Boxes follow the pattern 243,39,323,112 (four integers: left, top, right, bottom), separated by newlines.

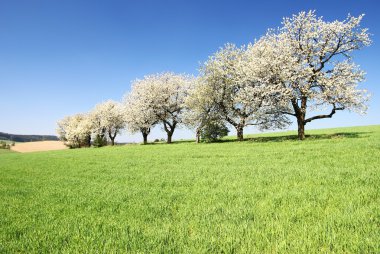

218,131,371,143
132,131,371,145
138,140,196,145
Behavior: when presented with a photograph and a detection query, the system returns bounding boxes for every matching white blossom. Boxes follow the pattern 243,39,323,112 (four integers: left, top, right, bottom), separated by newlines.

56,113,92,148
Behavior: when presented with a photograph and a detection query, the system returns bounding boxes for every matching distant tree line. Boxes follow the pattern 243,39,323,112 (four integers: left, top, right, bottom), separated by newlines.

57,11,371,147
0,132,59,143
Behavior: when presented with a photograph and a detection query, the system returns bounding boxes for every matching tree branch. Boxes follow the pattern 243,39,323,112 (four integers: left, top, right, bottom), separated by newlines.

279,111,296,116
304,104,344,124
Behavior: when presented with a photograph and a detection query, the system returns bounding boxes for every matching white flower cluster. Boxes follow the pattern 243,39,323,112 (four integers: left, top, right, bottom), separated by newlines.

56,113,92,148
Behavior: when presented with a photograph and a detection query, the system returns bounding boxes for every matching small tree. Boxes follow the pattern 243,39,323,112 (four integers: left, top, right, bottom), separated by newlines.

0,141,7,149
92,134,107,147
89,109,107,146
183,77,221,143
56,113,92,148
90,100,125,146
201,122,230,142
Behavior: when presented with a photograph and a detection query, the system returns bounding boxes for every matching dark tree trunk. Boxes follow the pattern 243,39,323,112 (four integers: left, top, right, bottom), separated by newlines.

167,132,173,144
195,127,201,143
108,130,116,146
140,128,150,145
236,125,244,141
225,118,244,142
292,97,307,141
142,132,148,145
85,134,91,147
297,115,305,140
101,128,106,140
99,133,106,141
163,121,176,144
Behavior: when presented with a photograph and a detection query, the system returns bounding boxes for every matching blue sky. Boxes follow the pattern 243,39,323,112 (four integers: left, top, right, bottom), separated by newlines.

0,0,379,142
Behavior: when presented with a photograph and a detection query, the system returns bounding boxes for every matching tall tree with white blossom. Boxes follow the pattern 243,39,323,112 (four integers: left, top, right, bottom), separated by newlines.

252,11,371,140
126,73,192,144
200,43,290,141
123,82,159,145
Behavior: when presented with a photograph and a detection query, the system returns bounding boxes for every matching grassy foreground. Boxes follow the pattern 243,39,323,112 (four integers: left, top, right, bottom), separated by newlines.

0,125,379,253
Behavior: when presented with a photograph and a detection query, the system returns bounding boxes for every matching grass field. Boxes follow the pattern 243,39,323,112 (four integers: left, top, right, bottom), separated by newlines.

0,125,379,253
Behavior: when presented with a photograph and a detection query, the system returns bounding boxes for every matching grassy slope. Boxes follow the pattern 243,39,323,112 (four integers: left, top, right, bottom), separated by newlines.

0,125,379,253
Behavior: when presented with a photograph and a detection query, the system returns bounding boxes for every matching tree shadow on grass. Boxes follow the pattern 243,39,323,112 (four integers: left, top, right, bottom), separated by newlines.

133,139,196,145
217,131,371,143
127,131,371,145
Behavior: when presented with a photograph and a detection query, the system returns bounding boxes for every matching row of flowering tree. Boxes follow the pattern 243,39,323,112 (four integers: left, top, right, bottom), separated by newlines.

57,11,371,146
57,101,125,148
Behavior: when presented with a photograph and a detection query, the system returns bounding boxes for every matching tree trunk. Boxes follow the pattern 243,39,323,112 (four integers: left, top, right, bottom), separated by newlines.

163,121,176,144
236,125,244,141
296,114,305,140
142,132,148,145
76,137,81,148
86,134,91,147
292,97,307,141
167,132,173,144
108,131,116,146
195,127,201,143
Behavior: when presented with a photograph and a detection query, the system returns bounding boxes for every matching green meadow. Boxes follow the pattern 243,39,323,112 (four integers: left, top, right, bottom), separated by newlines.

1,125,379,253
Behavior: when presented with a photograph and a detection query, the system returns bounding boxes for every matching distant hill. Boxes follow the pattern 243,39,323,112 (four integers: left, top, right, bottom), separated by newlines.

0,132,59,142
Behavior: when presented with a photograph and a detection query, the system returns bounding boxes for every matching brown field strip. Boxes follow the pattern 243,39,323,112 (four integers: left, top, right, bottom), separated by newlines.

10,141,68,153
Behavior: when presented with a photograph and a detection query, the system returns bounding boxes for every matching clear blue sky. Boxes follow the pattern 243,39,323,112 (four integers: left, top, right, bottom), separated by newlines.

0,0,379,141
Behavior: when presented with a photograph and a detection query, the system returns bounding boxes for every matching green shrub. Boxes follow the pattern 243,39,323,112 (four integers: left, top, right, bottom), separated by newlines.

93,134,107,147
0,141,11,149
201,122,229,142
